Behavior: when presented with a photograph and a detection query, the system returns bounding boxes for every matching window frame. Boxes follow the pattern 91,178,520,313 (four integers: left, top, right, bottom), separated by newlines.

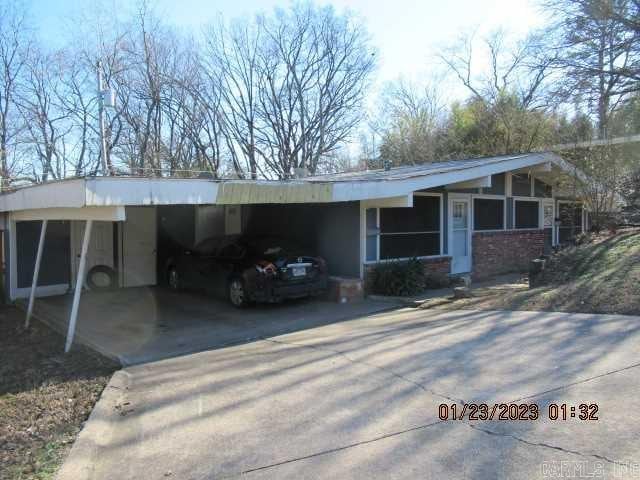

512,197,542,230
363,192,444,264
471,194,507,232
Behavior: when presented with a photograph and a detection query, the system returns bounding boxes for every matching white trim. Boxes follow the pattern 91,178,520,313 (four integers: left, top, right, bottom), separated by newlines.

471,194,507,232
512,197,542,230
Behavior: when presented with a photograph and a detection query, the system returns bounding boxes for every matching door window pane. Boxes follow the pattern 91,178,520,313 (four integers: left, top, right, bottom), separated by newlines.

452,201,468,229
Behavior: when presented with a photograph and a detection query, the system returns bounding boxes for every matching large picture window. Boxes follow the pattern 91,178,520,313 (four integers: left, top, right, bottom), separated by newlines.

473,198,504,231
514,200,539,229
365,195,441,262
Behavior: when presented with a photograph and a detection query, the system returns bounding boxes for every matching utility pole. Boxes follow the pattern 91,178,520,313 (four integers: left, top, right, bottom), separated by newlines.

97,60,109,175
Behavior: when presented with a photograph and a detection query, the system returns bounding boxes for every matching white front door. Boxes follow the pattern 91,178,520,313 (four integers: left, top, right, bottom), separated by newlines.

449,196,471,274
121,207,157,287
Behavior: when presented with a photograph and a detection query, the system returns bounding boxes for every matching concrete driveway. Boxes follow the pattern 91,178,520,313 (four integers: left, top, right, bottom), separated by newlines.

58,308,640,479
32,287,393,365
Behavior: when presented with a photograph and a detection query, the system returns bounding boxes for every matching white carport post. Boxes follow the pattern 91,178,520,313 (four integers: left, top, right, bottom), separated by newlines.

25,219,48,328
65,219,93,353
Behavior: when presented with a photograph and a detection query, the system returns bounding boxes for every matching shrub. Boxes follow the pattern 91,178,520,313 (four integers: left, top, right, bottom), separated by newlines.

370,258,426,296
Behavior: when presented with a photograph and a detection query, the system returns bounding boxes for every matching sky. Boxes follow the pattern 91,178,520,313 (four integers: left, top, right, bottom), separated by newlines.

31,0,546,102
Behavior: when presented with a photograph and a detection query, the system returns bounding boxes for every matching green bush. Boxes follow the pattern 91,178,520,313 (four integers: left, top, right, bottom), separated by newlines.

370,258,426,296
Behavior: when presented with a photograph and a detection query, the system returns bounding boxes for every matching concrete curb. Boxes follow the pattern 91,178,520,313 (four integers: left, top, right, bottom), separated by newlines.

56,370,131,480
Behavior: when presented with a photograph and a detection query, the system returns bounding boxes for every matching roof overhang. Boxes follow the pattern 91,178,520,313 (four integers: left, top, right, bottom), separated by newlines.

0,152,587,215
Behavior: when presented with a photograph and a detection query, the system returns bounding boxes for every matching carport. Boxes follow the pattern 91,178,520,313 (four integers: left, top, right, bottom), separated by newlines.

0,176,377,356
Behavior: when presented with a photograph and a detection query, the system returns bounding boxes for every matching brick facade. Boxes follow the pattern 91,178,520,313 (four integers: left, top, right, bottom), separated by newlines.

472,229,545,279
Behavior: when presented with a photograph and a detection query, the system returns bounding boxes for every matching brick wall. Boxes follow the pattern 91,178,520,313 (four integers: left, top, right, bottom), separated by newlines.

472,230,545,279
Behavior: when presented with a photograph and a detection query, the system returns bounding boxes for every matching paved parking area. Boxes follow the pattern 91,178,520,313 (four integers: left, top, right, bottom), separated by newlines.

58,308,640,479
32,288,393,365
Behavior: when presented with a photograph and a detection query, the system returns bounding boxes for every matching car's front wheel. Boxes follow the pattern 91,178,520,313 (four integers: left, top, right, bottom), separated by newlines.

228,277,248,308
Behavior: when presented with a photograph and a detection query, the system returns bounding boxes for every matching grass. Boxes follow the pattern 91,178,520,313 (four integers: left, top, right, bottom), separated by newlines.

421,229,640,315
0,308,118,480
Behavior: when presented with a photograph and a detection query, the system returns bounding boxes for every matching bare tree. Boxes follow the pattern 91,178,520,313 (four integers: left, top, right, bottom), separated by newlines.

0,1,31,188
377,78,448,165
16,48,73,180
203,18,264,178
256,3,375,178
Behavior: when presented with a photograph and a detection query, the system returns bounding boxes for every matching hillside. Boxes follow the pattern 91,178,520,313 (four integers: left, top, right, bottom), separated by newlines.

428,229,640,315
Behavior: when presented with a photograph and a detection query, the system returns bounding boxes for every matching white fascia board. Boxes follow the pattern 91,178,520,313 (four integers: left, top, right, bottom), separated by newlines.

0,178,86,212
11,206,126,222
331,153,556,202
85,178,219,206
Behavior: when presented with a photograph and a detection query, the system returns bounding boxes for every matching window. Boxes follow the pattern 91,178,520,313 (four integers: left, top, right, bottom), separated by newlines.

473,198,504,231
512,174,532,197
365,195,441,262
514,200,539,229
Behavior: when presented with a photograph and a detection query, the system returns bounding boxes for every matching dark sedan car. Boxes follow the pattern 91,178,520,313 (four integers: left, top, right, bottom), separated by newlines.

165,236,329,307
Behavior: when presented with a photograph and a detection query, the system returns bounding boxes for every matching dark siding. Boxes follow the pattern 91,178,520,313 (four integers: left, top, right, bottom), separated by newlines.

315,202,360,277
16,221,70,288
157,205,196,284
244,202,360,277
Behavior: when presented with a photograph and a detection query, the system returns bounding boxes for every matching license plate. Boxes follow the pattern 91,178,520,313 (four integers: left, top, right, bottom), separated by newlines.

292,266,306,277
